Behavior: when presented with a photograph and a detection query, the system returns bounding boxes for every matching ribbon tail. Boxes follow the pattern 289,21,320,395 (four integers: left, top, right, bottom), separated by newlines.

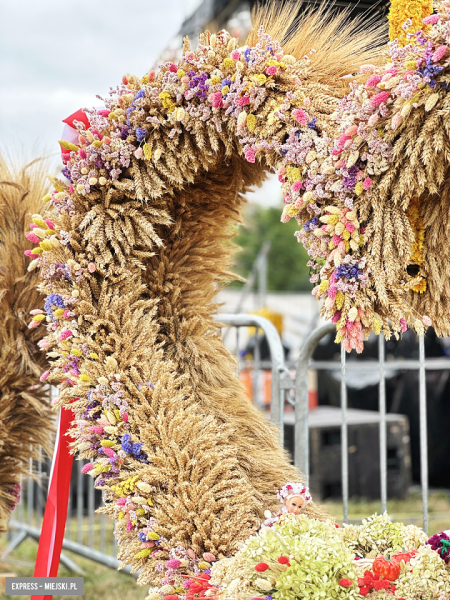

31,407,74,600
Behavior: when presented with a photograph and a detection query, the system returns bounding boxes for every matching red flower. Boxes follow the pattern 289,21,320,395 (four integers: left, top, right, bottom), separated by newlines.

255,562,269,572
277,556,290,565
165,596,178,600
359,587,369,596
339,578,353,587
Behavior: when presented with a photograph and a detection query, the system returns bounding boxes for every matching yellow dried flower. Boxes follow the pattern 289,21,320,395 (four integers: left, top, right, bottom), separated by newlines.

79,374,90,383
39,241,52,251
210,76,221,84
318,279,329,294
71,348,82,357
355,181,363,195
222,58,235,70
93,140,102,148
221,85,230,95
143,143,152,160
335,292,345,310
58,140,78,153
246,114,257,132
134,549,152,560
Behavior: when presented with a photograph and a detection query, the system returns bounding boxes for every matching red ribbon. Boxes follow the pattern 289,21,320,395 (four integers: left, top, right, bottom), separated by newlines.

32,407,74,600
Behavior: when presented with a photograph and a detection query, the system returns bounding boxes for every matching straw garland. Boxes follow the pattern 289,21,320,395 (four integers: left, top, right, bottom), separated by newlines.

0,157,54,532
25,0,450,589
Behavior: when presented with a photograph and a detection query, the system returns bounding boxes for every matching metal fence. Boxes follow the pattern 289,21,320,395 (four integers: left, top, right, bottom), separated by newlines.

3,314,445,570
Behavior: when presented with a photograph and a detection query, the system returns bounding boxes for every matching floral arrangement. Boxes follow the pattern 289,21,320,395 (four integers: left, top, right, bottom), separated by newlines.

280,0,450,351
209,513,450,600
34,0,450,357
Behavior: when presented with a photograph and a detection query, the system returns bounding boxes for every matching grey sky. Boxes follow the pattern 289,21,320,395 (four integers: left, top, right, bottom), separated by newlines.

0,0,184,157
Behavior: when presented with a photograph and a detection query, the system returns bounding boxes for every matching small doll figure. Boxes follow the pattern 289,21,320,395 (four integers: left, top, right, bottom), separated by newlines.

262,482,312,527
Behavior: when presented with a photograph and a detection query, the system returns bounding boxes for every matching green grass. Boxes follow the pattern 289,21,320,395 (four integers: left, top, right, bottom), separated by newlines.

1,491,449,599
324,489,450,534
0,536,144,600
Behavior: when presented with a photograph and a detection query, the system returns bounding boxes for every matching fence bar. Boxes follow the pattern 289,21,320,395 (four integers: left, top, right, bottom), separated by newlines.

235,327,240,376
27,456,33,526
379,334,387,514
77,461,83,544
341,343,349,524
217,314,285,446
88,471,94,548
419,335,428,533
254,327,260,408
295,323,335,480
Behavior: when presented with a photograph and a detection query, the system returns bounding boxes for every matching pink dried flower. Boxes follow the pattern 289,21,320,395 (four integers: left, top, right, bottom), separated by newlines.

384,67,398,76
210,92,223,109
292,109,308,125
400,318,407,332
423,14,440,24
148,70,156,82
236,96,250,106
26,232,40,244
332,311,341,323
357,170,364,181
346,222,355,233
126,520,133,532
366,74,382,88
30,309,44,315
89,426,104,434
81,463,93,473
134,148,143,159
116,498,127,505
45,219,55,230
88,262,96,273
40,370,50,382
166,559,182,569
291,180,302,192
370,91,390,106
203,552,216,562
38,339,50,349
122,413,129,422
363,177,372,190
59,330,73,341
332,234,341,245
231,50,240,60
360,64,376,74
338,134,351,146
169,63,178,73
102,447,115,458
30,223,37,229
432,45,447,62
28,320,40,329
391,112,403,130
266,65,277,76
422,315,432,327
303,97,311,106
245,148,256,163
79,148,87,159
344,125,358,136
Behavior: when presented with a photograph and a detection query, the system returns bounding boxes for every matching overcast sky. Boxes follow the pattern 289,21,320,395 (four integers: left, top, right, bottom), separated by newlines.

0,0,185,158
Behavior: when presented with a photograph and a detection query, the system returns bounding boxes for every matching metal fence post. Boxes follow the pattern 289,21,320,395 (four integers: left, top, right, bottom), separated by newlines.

419,335,428,533
216,314,286,446
341,343,348,524
379,334,387,514
294,323,335,481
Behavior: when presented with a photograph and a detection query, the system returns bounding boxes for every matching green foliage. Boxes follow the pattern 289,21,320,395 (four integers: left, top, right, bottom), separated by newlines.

232,205,311,291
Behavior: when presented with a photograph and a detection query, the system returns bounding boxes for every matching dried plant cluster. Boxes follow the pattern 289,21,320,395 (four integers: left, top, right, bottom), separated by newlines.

0,157,54,532
25,0,450,590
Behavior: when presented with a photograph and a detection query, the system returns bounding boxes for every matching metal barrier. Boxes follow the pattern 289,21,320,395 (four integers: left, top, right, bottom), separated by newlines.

3,315,445,569
292,324,450,534
217,313,287,446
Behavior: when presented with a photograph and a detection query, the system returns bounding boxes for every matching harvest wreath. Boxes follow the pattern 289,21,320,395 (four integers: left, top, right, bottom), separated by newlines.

22,0,450,598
